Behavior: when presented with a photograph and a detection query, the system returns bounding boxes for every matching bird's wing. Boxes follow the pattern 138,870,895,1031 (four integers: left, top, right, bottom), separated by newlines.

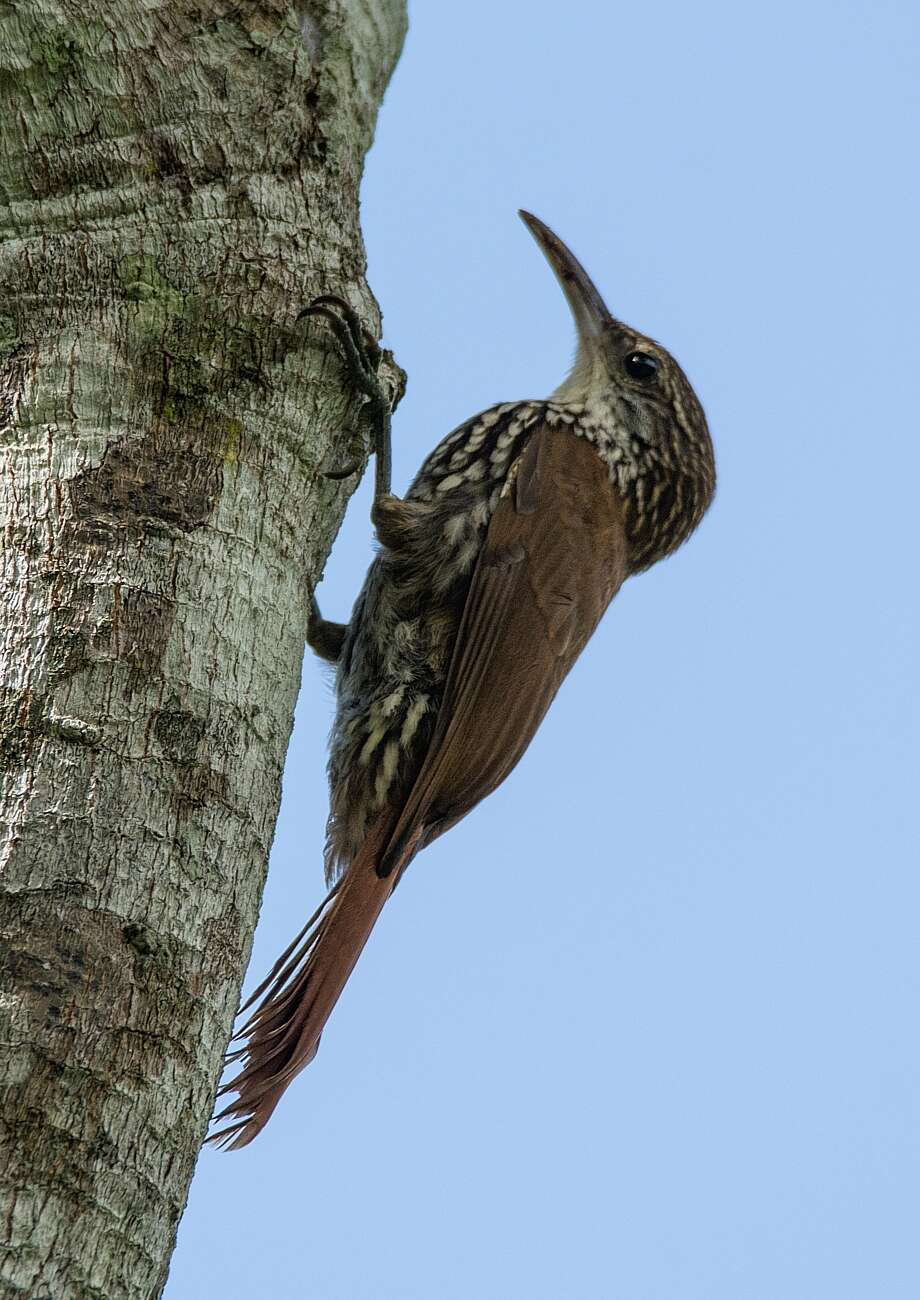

380,423,630,874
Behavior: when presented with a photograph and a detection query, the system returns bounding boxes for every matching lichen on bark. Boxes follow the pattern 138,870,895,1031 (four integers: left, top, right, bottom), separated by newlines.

0,2,407,1296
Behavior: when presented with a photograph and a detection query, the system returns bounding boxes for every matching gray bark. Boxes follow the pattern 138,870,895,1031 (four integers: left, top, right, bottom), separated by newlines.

0,2,406,1296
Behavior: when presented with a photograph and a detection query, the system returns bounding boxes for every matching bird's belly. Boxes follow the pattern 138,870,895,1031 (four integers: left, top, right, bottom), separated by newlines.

323,500,489,879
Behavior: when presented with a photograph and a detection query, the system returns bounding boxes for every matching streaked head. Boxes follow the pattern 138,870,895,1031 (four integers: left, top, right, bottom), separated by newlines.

519,209,716,568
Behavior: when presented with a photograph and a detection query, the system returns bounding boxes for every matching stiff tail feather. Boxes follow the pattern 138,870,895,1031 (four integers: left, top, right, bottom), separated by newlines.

210,820,399,1150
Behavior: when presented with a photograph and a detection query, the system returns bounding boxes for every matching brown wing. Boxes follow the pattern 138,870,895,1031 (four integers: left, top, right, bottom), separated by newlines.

380,423,629,875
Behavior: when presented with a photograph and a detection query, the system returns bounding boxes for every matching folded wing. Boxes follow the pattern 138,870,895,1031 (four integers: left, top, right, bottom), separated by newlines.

380,423,629,873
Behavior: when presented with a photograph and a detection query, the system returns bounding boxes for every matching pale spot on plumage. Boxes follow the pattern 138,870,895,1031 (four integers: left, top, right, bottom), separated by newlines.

379,688,404,719
448,446,472,470
374,741,400,806
463,457,486,480
455,540,479,573
436,472,466,493
400,693,429,746
443,514,467,544
358,727,386,766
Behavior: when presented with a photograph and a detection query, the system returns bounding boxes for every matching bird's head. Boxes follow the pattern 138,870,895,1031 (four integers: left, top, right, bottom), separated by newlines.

519,210,716,568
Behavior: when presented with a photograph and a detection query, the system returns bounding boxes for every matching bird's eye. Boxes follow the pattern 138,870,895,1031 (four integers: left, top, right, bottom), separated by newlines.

623,351,660,383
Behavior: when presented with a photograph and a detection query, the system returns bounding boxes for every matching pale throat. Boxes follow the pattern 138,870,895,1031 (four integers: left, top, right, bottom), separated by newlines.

549,340,605,403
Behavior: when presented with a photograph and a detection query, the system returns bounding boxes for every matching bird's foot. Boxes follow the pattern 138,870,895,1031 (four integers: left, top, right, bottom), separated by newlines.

298,294,394,497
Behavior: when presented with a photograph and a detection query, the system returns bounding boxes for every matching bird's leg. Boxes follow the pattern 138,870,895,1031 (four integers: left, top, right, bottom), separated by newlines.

370,494,426,551
299,295,400,664
306,594,347,665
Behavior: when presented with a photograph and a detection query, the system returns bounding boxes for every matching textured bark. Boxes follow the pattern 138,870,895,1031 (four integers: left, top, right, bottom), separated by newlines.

0,2,406,1296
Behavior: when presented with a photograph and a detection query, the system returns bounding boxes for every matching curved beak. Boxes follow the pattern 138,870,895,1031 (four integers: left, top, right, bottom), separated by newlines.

518,210,613,342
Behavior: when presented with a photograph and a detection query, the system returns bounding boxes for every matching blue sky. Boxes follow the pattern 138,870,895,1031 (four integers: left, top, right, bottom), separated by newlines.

168,2,919,1296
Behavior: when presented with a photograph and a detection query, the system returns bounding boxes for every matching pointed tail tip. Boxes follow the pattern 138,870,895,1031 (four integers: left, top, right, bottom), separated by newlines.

207,1082,286,1151
206,1114,263,1152
205,1100,257,1152
205,819,401,1150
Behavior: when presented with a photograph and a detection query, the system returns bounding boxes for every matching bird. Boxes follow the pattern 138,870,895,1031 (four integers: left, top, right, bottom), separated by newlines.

210,210,716,1149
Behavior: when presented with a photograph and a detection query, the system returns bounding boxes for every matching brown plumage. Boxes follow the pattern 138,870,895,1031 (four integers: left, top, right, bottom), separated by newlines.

210,212,715,1148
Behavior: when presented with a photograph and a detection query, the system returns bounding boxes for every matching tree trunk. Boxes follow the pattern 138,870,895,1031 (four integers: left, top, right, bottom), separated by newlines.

0,2,406,1296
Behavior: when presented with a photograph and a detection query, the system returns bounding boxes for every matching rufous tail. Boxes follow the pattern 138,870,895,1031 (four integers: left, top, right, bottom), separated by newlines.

210,821,398,1150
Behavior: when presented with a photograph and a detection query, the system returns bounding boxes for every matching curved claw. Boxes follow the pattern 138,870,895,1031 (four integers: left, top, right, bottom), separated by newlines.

298,305,374,388
298,296,381,374
299,292,393,499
